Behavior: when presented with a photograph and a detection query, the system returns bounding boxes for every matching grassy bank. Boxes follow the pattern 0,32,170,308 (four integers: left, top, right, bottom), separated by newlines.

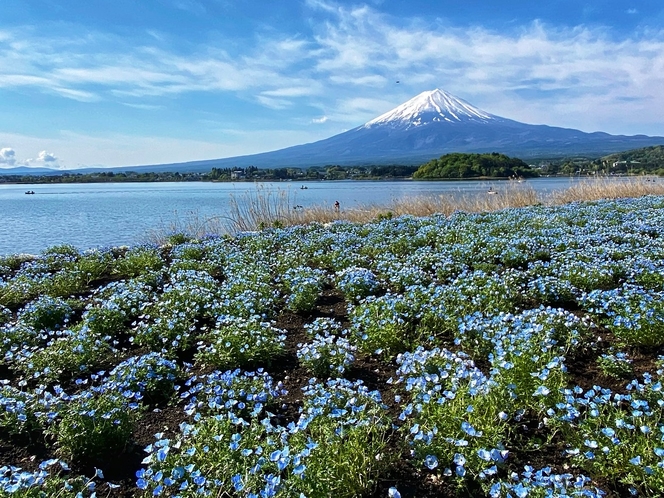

1,193,664,497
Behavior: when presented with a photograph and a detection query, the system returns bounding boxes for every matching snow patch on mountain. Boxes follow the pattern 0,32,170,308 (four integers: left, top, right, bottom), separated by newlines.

363,88,496,129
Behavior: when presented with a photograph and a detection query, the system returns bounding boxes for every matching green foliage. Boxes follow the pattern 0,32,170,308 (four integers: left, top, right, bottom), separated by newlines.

165,233,191,245
596,351,634,379
0,464,105,498
195,316,286,369
413,152,537,179
17,296,72,331
552,379,664,495
107,353,180,404
39,250,114,298
581,285,664,347
397,348,511,483
0,305,11,325
0,385,40,436
281,267,327,313
80,305,126,337
13,326,114,382
113,246,164,278
49,392,137,460
139,378,390,498
297,334,356,377
350,293,416,357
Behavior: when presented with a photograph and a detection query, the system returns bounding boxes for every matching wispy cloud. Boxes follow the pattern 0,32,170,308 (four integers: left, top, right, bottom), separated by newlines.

1,2,663,137
261,86,320,98
122,103,165,110
0,28,319,106
304,1,664,132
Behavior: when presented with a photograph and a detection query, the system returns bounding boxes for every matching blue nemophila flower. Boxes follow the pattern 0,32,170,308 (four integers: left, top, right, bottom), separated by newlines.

232,474,245,492
388,486,401,498
533,385,551,396
477,449,491,461
461,421,481,437
424,455,438,469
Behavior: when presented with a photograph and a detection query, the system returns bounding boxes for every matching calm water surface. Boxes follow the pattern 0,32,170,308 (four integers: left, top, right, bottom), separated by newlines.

0,178,584,255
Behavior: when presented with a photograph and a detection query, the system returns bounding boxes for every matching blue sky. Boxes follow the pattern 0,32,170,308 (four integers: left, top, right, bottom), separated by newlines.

1,0,663,169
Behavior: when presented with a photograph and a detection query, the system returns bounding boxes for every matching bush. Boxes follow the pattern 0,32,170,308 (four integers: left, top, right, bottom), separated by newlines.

195,316,286,369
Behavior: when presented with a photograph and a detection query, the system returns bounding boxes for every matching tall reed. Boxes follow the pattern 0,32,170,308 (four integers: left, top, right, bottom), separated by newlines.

548,176,664,204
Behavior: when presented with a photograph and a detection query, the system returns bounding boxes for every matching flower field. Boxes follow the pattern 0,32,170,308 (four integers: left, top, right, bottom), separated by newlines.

1,195,664,497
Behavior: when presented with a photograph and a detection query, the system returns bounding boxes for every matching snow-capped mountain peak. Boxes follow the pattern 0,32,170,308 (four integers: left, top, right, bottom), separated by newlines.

363,88,495,128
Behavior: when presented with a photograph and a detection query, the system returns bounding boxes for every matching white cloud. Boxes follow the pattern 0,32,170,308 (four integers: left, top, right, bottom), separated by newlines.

328,74,386,86
311,116,328,123
122,103,165,110
37,150,57,162
3,9,663,132
0,29,318,106
0,147,16,166
303,3,664,134
255,95,293,109
261,86,319,98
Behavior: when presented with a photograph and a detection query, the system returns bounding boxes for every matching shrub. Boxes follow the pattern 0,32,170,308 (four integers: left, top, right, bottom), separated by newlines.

336,267,380,302
297,334,356,377
282,266,327,313
17,296,72,331
581,284,664,347
49,390,139,460
195,316,286,369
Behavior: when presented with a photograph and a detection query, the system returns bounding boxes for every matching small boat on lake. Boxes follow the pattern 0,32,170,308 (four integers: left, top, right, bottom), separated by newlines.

300,185,308,189
487,187,497,195
25,190,36,195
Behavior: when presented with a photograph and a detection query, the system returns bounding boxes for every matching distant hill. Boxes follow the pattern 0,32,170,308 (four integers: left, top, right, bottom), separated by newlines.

602,145,664,167
0,166,62,176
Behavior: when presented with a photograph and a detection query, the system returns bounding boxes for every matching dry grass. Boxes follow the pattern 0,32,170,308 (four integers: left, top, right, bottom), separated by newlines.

225,186,297,232
144,210,228,245
144,176,664,242
548,176,664,204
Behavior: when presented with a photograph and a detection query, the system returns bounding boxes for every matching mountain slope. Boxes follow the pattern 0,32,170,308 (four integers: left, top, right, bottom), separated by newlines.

86,89,664,172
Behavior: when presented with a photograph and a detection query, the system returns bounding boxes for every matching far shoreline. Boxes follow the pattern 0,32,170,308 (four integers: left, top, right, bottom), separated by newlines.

2,170,658,186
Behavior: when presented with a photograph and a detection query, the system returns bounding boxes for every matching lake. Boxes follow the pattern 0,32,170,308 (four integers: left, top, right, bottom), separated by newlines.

0,178,585,255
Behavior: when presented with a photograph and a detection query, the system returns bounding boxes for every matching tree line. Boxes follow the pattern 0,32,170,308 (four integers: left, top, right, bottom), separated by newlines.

0,165,420,184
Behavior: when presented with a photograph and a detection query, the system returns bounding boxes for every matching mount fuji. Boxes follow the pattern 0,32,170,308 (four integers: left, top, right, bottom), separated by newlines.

98,89,664,172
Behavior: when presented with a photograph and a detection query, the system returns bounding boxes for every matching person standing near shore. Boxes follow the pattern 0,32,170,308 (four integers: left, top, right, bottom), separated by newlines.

334,200,340,212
